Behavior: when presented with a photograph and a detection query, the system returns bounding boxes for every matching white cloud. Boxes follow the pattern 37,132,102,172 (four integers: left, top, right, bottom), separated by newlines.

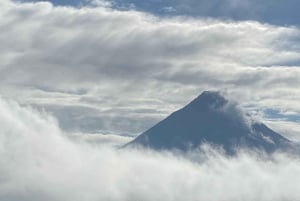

86,0,113,7
69,132,133,146
0,0,300,135
1,96,300,201
265,120,300,143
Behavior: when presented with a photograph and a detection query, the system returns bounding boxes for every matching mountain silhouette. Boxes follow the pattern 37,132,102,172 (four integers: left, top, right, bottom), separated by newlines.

126,91,294,154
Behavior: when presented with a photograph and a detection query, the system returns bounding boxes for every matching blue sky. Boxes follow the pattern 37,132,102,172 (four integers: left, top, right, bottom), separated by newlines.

24,0,79,6
24,0,300,26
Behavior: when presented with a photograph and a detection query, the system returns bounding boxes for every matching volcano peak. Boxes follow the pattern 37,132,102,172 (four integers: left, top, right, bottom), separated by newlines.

187,90,228,110
126,91,293,154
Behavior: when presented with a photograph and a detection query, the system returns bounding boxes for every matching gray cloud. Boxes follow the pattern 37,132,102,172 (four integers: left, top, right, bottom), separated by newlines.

31,103,161,135
1,0,300,136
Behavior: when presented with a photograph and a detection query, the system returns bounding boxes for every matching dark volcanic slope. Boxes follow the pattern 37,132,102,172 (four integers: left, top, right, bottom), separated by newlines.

126,91,293,154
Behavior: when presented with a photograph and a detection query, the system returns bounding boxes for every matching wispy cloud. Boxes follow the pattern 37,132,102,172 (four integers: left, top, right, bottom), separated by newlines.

0,0,300,137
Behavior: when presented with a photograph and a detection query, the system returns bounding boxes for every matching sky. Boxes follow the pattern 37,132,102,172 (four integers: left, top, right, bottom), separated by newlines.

23,0,300,26
1,0,300,141
2,1,300,200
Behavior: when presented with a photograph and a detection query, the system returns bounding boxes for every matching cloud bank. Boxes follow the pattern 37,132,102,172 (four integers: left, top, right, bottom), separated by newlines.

1,97,300,201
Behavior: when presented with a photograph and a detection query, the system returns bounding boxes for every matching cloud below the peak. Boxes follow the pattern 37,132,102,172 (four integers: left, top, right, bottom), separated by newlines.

1,97,300,201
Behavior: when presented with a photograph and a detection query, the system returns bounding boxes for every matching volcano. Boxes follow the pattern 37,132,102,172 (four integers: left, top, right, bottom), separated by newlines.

126,91,294,154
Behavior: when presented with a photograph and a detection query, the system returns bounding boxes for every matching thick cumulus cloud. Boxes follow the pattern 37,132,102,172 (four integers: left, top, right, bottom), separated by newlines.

1,0,300,136
2,95,300,201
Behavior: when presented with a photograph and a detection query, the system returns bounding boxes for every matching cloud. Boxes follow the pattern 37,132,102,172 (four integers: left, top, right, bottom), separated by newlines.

264,120,300,143
1,0,300,137
1,96,300,201
68,132,133,146
86,0,113,7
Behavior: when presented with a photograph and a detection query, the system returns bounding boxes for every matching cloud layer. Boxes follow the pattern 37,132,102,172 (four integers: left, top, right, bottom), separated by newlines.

1,95,300,201
1,0,300,139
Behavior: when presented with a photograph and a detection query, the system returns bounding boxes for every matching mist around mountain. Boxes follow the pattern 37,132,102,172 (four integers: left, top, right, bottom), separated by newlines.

2,94,300,201
127,91,295,154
